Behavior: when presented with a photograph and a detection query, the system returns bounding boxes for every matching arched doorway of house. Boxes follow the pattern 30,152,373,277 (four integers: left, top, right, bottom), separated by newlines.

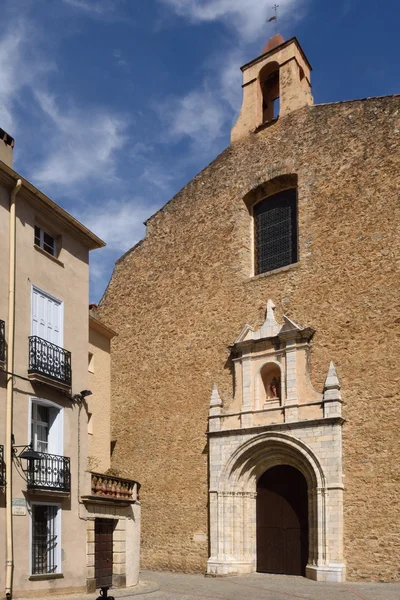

256,465,308,576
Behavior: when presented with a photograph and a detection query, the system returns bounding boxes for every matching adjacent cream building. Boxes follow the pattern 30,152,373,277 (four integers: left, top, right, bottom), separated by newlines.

0,132,140,598
85,306,141,592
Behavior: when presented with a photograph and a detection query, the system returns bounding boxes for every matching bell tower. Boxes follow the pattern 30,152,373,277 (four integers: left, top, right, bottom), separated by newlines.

231,34,314,143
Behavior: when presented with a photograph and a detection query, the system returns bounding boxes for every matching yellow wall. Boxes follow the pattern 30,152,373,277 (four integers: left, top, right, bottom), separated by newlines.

88,322,113,473
0,180,92,596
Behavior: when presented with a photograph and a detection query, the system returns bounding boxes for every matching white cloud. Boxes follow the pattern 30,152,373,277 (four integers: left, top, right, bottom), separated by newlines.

219,49,248,111
32,91,128,188
161,0,306,41
0,25,54,134
162,88,227,149
63,0,120,15
0,8,129,190
158,0,309,151
113,48,129,70
80,196,153,300
79,197,153,252
158,48,248,151
0,32,23,131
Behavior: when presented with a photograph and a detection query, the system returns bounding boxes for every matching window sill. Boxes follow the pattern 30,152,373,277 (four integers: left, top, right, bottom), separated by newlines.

247,261,300,281
34,244,64,268
29,574,64,581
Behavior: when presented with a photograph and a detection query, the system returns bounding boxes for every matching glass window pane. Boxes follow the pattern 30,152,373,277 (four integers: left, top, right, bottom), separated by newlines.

37,405,49,424
34,226,41,246
254,189,297,275
43,232,55,255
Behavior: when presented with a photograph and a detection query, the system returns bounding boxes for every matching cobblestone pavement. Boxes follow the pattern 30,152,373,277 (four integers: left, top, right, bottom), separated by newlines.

17,571,400,600
139,570,400,600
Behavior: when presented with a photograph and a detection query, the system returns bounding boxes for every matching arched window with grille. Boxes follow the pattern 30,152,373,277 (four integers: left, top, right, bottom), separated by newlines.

254,188,298,275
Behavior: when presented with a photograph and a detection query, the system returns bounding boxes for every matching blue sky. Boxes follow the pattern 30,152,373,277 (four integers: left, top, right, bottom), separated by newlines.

1,0,399,301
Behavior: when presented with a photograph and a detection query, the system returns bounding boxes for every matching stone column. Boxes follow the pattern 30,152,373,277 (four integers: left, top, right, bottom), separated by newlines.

208,492,219,560
316,487,327,566
307,488,317,566
126,503,141,587
284,341,298,421
241,350,253,427
113,519,126,588
86,519,96,593
232,493,243,561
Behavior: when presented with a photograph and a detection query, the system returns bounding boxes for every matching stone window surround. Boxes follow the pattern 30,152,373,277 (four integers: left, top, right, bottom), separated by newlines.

242,174,299,279
207,301,345,582
207,427,346,583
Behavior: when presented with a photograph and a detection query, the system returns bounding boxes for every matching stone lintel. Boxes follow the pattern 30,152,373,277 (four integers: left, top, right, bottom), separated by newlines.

207,416,345,436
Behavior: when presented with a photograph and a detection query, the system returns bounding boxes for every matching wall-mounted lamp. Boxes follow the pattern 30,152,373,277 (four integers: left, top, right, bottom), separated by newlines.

12,444,41,461
11,439,41,483
17,446,41,461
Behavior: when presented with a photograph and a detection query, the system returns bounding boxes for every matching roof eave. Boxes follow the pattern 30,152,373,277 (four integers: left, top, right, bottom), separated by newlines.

240,36,312,73
0,160,106,250
89,315,117,338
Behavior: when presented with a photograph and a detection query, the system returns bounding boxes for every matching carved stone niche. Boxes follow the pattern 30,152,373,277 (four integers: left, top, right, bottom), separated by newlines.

229,300,329,428
260,362,281,407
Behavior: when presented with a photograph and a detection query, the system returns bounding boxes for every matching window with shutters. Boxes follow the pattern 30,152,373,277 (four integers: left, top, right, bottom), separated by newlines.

254,188,298,275
31,403,50,453
30,399,63,455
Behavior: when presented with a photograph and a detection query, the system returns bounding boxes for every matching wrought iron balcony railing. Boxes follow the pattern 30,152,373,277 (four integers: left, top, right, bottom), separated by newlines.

0,319,5,362
90,472,139,502
28,336,72,387
0,445,5,486
26,452,71,493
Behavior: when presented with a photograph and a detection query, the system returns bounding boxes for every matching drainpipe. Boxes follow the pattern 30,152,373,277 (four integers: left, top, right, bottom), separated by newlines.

5,178,22,600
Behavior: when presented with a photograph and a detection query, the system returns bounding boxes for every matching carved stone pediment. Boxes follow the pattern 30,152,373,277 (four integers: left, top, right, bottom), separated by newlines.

209,300,342,431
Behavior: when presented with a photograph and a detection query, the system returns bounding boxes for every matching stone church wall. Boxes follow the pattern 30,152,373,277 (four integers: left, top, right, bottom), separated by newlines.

99,97,400,581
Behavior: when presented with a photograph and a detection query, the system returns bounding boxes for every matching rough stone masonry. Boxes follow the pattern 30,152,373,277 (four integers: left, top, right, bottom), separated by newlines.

99,92,400,581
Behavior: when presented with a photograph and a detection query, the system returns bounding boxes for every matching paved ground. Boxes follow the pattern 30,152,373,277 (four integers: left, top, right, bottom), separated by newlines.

139,570,400,600
18,571,400,600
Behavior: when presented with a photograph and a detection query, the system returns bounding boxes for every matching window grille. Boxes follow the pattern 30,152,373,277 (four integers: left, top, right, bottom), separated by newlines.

254,188,297,275
27,452,71,492
0,445,5,486
28,336,72,387
0,319,5,362
32,505,59,575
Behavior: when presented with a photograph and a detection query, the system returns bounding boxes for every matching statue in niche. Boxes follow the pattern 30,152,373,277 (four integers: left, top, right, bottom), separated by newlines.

268,376,281,400
261,363,282,403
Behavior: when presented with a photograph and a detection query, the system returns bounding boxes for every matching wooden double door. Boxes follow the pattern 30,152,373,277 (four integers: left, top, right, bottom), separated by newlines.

95,519,114,588
256,465,308,576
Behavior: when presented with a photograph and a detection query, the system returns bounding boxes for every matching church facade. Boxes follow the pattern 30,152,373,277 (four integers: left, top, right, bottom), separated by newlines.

99,35,400,582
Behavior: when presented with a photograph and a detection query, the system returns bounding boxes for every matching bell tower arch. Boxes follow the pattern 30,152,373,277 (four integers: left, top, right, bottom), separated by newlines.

231,35,314,142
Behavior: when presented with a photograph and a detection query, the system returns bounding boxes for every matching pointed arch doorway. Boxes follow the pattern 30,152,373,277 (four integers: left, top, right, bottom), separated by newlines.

256,465,308,575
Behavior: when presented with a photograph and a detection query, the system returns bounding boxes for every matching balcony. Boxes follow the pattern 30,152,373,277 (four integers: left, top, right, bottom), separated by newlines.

26,452,71,493
0,319,5,363
84,472,140,505
0,445,5,486
28,336,72,389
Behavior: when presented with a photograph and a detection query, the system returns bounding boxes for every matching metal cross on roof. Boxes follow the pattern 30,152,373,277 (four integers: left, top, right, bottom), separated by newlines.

267,4,280,34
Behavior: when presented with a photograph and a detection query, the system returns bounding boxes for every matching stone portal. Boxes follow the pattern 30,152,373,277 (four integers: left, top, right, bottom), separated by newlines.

207,301,345,582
